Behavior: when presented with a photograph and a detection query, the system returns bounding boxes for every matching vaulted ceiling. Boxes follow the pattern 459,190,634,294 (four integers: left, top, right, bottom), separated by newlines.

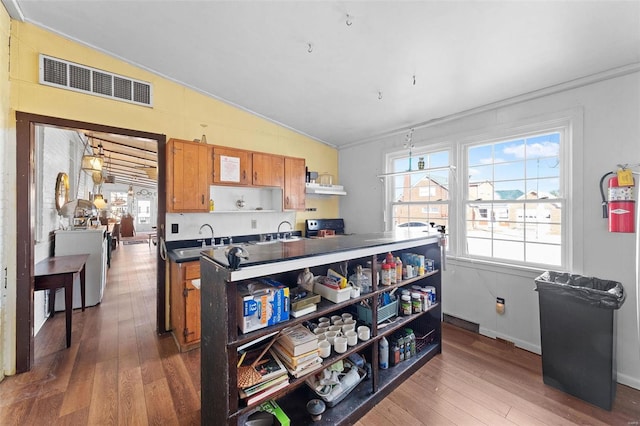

5,1,640,147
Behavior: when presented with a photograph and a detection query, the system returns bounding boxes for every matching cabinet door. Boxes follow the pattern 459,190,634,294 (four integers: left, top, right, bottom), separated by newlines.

284,157,306,210
183,263,201,343
213,146,252,185
167,139,209,212
253,153,284,187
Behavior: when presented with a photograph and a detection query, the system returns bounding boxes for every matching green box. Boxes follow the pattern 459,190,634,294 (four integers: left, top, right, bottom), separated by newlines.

259,399,290,426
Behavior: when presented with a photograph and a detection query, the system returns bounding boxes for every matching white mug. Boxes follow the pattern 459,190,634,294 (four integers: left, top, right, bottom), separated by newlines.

350,287,361,298
318,320,330,329
326,331,340,345
314,327,328,335
341,313,353,321
331,315,342,324
317,333,327,342
328,325,342,333
333,319,344,327
318,317,330,324
346,330,358,346
334,336,348,354
318,340,331,358
342,323,355,333
357,325,370,341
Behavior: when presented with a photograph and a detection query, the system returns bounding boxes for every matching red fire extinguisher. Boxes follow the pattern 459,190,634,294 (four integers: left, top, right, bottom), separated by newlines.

601,171,635,233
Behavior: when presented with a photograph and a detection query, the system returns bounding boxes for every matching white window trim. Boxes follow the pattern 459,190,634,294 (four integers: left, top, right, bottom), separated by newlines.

383,108,584,273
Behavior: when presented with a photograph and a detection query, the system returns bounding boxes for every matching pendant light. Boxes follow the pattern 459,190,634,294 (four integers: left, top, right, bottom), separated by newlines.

81,141,104,173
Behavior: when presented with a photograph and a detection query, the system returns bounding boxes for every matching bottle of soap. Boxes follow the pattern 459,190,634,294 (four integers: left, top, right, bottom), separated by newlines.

209,199,214,212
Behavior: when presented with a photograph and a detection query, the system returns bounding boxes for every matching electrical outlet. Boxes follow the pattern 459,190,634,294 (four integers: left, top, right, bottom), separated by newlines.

251,219,257,229
171,223,179,233
496,297,505,315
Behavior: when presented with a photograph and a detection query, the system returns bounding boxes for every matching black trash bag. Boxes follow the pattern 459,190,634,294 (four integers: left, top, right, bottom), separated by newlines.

534,271,626,310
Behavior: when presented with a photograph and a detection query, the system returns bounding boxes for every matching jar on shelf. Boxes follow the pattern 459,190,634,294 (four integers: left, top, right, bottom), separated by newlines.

400,294,412,315
380,263,392,286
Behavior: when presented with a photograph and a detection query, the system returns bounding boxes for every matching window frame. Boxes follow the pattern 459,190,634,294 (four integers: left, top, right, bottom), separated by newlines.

383,111,579,271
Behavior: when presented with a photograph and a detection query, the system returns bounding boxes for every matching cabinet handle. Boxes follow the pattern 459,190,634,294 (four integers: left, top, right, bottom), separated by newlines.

243,170,246,181
202,195,205,205
254,171,258,182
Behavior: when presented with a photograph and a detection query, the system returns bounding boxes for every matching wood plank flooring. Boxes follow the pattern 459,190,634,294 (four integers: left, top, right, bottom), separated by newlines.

1,242,639,425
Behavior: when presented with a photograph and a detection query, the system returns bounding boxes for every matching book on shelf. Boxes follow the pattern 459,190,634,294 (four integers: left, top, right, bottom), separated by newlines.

277,325,318,356
239,374,289,399
258,400,290,426
239,347,288,385
281,355,322,374
272,341,320,367
244,379,289,406
290,303,317,318
285,358,325,379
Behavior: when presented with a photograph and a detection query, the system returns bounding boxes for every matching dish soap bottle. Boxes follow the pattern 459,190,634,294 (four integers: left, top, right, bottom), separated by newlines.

379,336,389,369
209,199,214,212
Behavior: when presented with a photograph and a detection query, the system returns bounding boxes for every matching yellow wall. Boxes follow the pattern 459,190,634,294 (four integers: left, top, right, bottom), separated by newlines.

0,2,10,378
9,22,340,218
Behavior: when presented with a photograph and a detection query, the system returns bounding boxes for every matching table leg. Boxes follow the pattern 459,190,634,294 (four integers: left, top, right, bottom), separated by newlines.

49,289,56,317
79,265,86,312
64,274,73,348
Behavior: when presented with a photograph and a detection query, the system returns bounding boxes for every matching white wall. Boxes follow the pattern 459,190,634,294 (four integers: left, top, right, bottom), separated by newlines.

339,69,640,389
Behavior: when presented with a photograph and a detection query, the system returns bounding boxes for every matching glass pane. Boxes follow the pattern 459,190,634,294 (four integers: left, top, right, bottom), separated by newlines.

526,133,560,159
468,144,493,167
428,151,449,168
493,240,524,262
494,181,525,200
494,161,525,181
526,177,560,198
468,164,492,184
526,157,560,179
466,220,493,238
466,237,492,257
393,157,411,173
393,204,447,230
494,139,525,163
526,243,561,266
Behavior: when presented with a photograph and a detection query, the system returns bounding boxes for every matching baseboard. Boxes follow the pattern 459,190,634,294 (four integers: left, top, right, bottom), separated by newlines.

443,313,479,333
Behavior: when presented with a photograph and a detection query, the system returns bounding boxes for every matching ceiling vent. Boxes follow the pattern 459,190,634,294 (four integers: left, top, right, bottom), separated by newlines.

39,54,153,107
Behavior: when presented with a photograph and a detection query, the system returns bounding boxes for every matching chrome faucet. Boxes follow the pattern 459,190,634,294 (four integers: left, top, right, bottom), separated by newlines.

198,224,214,247
277,220,293,239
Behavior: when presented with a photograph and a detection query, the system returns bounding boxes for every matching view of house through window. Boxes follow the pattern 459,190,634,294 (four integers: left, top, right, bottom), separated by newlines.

390,150,450,232
465,131,562,266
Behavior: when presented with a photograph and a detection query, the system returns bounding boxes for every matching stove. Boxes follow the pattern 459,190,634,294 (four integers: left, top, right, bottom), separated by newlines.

305,218,345,238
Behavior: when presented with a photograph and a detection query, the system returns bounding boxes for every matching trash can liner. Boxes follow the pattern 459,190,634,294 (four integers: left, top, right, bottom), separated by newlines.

534,271,626,310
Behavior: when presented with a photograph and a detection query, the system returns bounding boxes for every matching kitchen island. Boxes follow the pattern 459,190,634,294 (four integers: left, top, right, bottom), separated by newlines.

200,230,442,425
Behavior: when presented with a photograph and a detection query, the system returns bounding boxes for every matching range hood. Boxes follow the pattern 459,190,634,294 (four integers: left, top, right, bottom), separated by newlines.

305,183,347,196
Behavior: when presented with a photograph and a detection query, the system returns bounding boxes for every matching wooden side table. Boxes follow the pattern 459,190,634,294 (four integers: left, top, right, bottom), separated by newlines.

34,254,89,348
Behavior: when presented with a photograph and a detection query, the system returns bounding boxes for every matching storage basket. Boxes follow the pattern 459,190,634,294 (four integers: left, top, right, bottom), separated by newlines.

356,299,398,325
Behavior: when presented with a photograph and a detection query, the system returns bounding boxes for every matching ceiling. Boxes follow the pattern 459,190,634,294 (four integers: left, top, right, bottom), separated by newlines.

5,1,640,148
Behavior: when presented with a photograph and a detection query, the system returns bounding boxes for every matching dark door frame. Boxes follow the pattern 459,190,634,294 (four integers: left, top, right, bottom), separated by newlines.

15,111,167,373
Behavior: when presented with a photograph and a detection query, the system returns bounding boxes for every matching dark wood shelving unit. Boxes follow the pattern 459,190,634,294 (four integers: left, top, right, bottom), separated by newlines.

200,237,442,425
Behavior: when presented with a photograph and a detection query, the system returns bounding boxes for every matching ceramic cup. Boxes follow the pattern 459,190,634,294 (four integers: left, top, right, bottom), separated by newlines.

334,336,348,354
318,320,330,329
318,317,330,324
357,325,370,341
342,323,356,333
318,340,331,358
326,331,340,345
350,286,361,298
333,319,344,327
341,313,353,321
314,327,328,335
346,330,358,346
331,315,342,324
328,325,342,333
317,333,327,342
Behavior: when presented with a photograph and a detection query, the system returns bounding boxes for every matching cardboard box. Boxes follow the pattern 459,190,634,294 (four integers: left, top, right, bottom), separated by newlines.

238,280,290,333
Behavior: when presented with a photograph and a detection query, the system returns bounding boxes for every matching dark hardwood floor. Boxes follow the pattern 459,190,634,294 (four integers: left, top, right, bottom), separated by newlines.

1,241,639,425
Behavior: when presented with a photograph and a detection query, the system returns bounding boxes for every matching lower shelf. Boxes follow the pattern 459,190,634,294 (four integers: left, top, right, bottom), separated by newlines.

245,341,441,425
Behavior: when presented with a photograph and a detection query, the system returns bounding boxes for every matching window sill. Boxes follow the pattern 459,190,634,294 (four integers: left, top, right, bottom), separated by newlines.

445,255,560,278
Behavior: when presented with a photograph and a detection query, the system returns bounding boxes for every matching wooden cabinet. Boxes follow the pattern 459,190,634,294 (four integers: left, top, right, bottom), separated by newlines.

284,156,306,210
212,146,252,186
166,138,210,212
200,237,442,425
252,152,284,187
170,260,201,352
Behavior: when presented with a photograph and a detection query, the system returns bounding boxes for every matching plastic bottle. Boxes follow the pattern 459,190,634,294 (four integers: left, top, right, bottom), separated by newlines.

390,343,400,366
395,257,403,282
379,336,389,369
400,294,412,316
381,263,392,286
209,199,214,212
405,328,417,357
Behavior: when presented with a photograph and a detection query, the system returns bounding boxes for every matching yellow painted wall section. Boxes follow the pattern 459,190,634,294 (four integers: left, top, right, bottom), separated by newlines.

9,22,340,216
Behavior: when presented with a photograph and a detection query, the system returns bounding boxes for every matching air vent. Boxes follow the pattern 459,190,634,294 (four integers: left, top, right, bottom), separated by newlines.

39,54,153,107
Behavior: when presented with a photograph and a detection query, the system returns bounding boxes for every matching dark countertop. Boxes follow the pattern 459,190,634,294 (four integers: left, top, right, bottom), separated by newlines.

201,230,439,270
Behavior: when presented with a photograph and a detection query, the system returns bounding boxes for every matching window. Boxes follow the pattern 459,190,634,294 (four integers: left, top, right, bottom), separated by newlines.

465,131,563,267
388,149,450,232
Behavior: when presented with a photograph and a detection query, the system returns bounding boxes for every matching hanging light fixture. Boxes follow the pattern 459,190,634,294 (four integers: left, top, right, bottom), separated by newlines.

127,184,134,196
93,193,107,209
81,141,104,173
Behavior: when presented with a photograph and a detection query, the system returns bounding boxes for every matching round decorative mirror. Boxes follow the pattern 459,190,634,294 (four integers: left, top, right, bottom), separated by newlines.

55,172,69,213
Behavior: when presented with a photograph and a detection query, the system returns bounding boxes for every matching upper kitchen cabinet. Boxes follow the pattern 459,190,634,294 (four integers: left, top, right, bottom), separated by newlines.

252,152,284,187
284,156,306,210
212,146,252,186
167,138,210,212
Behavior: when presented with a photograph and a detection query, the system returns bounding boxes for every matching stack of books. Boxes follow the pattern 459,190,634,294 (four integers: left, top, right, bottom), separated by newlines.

273,325,323,378
238,346,289,406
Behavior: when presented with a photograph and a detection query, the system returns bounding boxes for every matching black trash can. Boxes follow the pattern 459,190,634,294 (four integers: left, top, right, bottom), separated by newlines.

534,271,626,411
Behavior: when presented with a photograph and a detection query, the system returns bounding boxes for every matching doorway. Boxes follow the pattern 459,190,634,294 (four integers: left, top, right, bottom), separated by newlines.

15,112,167,373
